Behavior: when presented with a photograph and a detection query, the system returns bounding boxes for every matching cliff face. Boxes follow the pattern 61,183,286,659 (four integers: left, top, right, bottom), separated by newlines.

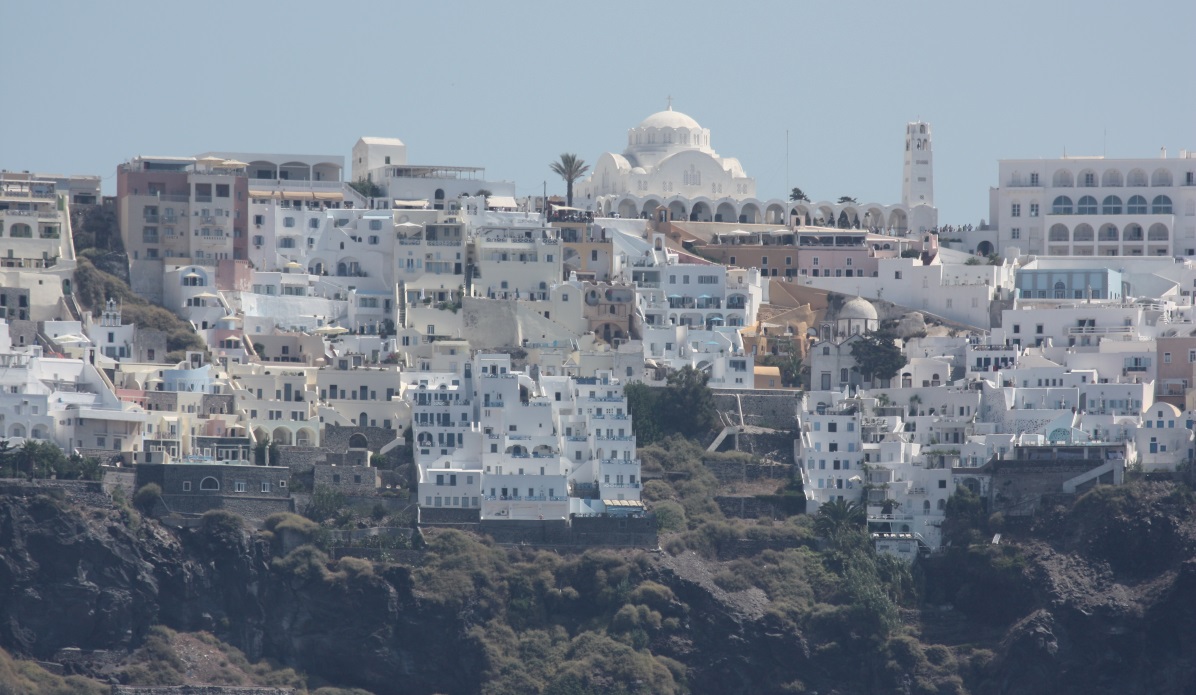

2,482,1196,695
0,493,471,694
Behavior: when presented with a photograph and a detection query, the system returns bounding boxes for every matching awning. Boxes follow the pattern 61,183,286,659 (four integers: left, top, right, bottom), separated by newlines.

486,195,518,209
602,499,644,509
552,205,584,212
394,199,429,208
248,190,342,201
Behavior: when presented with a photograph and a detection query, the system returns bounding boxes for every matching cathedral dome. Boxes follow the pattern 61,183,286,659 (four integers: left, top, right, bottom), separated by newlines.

839,296,878,322
638,108,701,130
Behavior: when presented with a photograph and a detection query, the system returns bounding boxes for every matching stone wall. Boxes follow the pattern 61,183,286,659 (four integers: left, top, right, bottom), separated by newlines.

736,431,797,464
313,463,378,495
112,687,295,695
0,479,109,508
712,390,799,430
322,424,397,452
8,318,38,348
201,393,235,415
474,516,657,548
987,462,1107,516
160,494,294,523
715,496,784,520
275,446,329,470
420,507,481,524
702,459,791,484
145,391,179,412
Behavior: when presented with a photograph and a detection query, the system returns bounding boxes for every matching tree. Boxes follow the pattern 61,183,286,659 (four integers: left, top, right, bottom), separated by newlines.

814,497,867,543
303,485,346,523
549,153,590,207
837,196,858,204
348,178,384,198
661,366,718,438
850,329,907,384
755,353,803,388
474,189,492,197
625,383,663,444
789,187,810,202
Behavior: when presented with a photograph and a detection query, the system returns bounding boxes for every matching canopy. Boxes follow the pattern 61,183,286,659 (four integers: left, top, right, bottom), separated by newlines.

222,159,249,168
313,325,349,335
486,195,518,209
248,190,342,201
192,292,220,300
394,199,429,208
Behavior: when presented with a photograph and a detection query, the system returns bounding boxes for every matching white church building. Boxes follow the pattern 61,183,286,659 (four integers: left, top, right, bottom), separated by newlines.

576,107,938,234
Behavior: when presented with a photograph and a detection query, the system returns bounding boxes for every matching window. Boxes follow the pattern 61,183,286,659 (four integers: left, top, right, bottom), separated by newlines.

182,481,191,491
1103,195,1123,214
1127,195,1148,215
1029,202,1039,217
261,482,271,493
1051,196,1073,215
1152,195,1173,214
283,217,296,227
1011,203,1021,217
1010,228,1020,240
234,481,247,493
1165,352,1172,364
1077,196,1098,214
1030,173,1039,186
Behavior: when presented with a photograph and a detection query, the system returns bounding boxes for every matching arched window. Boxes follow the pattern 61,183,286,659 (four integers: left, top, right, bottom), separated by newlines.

937,499,946,511
200,477,220,491
1052,170,1073,187
1127,195,1148,215
1102,195,1122,214
923,500,931,513
1152,169,1173,187
1127,169,1148,187
1152,195,1173,214
1101,169,1123,187
1079,170,1097,187
1051,196,1073,215
1076,196,1097,214
1054,281,1067,298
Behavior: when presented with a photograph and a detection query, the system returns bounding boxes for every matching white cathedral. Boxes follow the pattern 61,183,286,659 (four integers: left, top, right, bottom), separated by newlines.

577,104,938,234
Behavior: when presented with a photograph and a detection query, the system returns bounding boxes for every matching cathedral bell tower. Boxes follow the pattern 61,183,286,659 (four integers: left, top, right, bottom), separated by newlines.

902,121,934,207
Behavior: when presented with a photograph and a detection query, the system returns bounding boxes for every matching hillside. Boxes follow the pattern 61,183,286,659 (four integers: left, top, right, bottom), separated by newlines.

2,472,1195,694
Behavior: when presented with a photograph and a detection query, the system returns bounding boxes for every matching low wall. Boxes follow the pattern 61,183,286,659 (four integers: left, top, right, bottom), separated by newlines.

715,496,783,519
112,687,296,695
702,459,791,484
160,494,293,523
476,515,657,548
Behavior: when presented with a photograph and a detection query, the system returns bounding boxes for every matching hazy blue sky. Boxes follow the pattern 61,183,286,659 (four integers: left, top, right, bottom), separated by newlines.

3,0,1193,223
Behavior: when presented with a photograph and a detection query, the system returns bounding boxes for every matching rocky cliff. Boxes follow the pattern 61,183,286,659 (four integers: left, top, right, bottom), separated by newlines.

2,481,1195,694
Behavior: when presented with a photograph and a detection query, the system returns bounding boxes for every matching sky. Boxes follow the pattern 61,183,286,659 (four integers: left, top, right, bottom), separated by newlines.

3,0,1194,224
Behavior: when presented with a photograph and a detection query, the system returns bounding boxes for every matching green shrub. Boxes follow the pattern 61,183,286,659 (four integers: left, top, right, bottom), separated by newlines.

133,482,162,514
652,500,686,532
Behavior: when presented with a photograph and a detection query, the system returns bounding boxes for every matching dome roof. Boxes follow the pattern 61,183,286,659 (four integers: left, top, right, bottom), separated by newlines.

839,296,878,322
638,108,701,130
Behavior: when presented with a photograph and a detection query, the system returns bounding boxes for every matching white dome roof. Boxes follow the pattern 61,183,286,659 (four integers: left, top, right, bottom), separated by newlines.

638,108,701,130
839,296,878,322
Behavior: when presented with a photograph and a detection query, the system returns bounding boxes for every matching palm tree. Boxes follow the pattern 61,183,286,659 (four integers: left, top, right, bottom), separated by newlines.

550,153,590,207
837,196,858,204
814,497,866,541
789,187,810,202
